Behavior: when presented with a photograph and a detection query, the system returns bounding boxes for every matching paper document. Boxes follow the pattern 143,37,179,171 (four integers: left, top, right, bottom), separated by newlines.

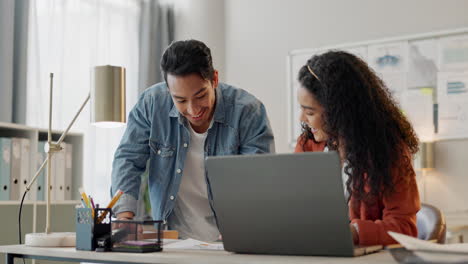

368,41,408,73
407,39,438,88
389,231,468,263
436,72,468,139
401,88,434,141
438,34,468,70
163,238,224,250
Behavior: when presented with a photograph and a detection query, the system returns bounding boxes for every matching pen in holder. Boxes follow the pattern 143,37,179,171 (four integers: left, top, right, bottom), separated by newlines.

76,207,112,251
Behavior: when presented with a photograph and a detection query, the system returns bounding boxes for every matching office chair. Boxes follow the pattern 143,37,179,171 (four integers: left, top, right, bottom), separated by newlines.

416,203,446,243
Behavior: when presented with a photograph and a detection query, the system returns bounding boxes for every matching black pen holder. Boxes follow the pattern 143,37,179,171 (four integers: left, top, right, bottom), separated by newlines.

76,207,112,251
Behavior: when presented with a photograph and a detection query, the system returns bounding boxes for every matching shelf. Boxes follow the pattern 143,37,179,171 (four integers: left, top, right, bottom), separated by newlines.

0,200,81,205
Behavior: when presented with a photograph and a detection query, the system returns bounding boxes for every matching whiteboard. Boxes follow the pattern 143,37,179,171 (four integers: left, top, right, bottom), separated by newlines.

287,27,468,149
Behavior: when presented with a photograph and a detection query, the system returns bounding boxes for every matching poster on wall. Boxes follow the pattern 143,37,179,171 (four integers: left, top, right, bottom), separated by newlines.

368,41,408,73
436,72,468,139
404,39,437,141
401,89,435,141
438,34,468,71
407,39,438,88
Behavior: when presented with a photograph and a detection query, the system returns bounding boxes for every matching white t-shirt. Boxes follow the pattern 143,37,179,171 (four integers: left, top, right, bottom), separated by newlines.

168,121,219,242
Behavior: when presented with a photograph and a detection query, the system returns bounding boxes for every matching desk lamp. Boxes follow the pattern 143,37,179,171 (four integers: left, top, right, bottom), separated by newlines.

24,65,126,246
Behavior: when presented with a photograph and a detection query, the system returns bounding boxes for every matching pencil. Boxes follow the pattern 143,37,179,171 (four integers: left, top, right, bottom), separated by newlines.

79,188,90,208
97,189,124,223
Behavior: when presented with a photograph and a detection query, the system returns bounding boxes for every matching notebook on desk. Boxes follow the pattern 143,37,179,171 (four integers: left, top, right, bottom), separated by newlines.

206,152,382,257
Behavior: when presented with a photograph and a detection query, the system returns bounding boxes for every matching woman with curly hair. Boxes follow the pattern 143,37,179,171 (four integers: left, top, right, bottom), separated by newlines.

295,50,420,246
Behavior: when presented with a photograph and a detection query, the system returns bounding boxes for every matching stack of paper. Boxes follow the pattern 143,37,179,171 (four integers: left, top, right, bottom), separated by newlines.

163,238,224,251
389,231,468,263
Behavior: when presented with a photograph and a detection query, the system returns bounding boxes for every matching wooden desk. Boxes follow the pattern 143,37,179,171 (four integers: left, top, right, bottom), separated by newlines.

0,245,397,264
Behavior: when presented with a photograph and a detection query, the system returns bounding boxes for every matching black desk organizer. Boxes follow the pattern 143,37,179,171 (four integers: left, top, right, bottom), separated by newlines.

112,219,163,253
76,207,113,251
76,207,164,253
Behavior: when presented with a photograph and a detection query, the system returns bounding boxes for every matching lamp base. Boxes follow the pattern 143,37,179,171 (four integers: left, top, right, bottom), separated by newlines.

25,232,76,247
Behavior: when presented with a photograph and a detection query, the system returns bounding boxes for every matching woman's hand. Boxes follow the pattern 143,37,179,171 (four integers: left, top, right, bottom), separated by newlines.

350,223,359,245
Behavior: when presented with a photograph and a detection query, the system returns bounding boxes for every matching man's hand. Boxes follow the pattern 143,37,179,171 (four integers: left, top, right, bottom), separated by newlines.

116,211,134,220
113,211,142,237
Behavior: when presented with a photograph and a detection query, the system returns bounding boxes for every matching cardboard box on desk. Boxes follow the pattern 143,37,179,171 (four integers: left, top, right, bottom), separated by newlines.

133,230,178,240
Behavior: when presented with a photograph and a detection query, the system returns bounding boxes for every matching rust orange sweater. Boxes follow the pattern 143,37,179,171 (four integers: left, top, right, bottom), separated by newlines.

295,137,420,246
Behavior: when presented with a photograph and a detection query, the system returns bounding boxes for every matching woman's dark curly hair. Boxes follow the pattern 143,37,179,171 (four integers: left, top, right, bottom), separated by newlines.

298,50,419,202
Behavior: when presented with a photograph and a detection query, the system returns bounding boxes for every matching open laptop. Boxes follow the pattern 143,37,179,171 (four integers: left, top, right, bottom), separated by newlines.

205,152,382,257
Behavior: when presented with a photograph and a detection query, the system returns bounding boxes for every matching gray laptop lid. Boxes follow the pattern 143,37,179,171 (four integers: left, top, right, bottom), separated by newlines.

206,152,355,256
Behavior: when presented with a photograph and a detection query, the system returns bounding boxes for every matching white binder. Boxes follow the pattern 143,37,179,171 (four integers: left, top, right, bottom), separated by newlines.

10,138,21,200
20,138,32,200
64,143,73,200
36,141,46,201
49,152,56,201
54,148,66,201
0,137,12,201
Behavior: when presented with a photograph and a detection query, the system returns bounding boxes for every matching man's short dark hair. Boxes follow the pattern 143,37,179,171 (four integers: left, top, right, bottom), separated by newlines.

160,39,215,82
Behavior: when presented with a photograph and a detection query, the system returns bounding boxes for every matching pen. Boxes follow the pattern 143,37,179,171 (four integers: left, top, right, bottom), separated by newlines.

89,196,95,209
80,198,87,208
97,189,124,223
89,196,96,218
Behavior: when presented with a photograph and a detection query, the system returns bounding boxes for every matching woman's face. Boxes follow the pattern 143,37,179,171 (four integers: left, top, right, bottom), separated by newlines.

298,86,329,143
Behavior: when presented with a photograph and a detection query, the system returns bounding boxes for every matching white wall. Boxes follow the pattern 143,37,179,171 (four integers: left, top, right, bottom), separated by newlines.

224,0,468,215
172,0,226,80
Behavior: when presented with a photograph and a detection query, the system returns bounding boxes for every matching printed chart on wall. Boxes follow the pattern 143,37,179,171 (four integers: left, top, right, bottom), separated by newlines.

437,34,468,139
287,28,468,147
403,39,437,141
437,72,468,139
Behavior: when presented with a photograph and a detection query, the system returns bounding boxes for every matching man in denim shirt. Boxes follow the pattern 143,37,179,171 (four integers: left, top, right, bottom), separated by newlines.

111,40,274,241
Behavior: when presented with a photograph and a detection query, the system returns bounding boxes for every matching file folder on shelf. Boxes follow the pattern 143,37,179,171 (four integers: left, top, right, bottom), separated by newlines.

36,141,46,201
54,148,66,201
10,138,21,200
20,138,32,200
0,137,12,201
64,143,73,200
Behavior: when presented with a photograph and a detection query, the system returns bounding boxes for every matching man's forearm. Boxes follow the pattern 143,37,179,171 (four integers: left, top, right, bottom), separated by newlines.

112,193,138,216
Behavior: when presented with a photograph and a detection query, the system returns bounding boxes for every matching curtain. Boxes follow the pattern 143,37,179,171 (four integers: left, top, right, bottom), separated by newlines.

26,0,174,206
26,0,140,131
138,0,174,94
26,0,141,206
136,0,174,218
0,0,30,124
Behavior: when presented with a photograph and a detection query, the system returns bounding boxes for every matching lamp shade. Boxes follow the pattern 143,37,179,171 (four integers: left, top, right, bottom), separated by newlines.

91,65,126,127
414,142,435,171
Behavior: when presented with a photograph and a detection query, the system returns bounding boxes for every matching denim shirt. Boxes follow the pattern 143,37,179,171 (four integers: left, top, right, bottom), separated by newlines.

111,82,275,222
